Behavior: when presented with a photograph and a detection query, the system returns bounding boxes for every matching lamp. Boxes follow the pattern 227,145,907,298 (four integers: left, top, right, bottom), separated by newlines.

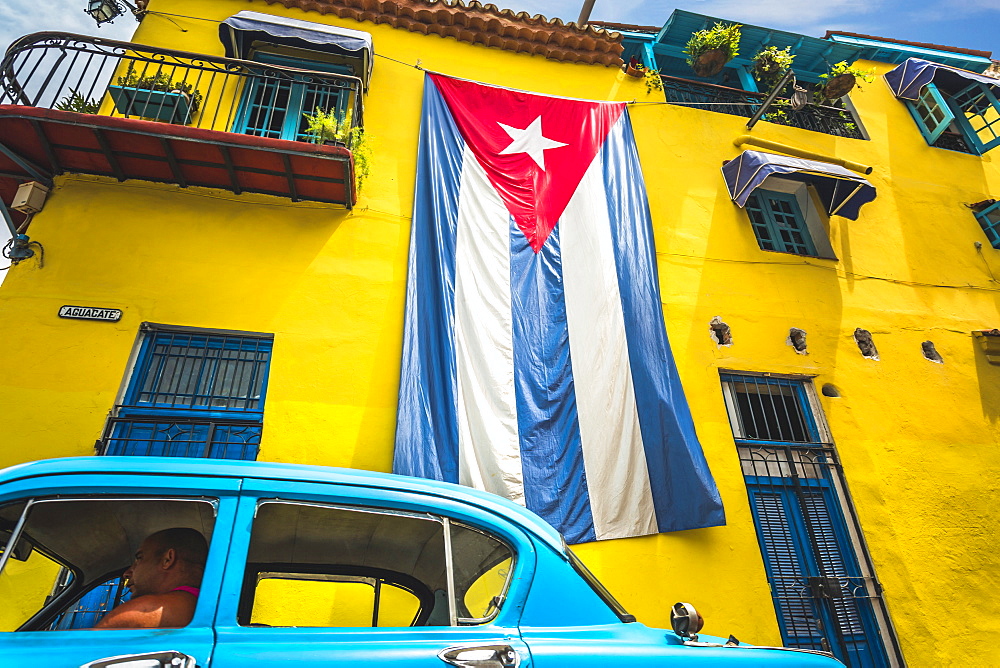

85,0,123,25
85,0,141,26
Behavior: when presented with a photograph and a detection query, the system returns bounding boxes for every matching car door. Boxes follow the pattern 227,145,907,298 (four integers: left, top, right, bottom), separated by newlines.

210,479,531,668
0,471,239,668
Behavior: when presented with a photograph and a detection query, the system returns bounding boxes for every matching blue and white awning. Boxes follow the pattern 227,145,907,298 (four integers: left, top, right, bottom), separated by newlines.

884,57,999,100
220,11,373,85
722,150,876,221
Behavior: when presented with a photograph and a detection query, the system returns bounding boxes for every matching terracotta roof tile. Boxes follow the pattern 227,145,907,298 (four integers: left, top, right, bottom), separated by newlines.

261,0,624,65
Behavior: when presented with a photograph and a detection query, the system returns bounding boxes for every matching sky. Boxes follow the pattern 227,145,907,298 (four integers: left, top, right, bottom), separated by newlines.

0,0,998,281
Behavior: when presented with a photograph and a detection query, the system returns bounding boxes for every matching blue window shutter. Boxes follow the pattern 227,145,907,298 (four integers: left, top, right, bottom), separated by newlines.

906,83,955,144
974,201,1000,249
746,190,817,256
947,83,1000,155
747,486,827,650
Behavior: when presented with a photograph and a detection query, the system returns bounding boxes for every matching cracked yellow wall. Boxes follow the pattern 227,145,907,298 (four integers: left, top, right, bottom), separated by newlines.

0,2,998,663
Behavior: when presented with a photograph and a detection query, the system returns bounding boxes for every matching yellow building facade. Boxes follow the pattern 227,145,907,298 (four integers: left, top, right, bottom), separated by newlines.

0,1,998,665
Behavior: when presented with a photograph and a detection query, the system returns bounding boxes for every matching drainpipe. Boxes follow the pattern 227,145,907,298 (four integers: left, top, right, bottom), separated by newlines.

733,135,873,175
577,0,596,26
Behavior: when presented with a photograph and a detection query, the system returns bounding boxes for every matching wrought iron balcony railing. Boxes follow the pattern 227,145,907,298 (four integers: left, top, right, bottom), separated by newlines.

1,32,363,140
660,75,865,140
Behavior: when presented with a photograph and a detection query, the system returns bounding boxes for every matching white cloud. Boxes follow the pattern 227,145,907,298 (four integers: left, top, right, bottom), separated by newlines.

0,0,136,54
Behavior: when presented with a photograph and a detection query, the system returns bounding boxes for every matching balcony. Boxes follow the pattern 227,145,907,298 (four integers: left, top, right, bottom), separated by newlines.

660,75,865,140
0,32,365,208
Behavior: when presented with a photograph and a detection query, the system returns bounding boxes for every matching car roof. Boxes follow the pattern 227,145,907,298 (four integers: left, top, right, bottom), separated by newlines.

0,457,566,552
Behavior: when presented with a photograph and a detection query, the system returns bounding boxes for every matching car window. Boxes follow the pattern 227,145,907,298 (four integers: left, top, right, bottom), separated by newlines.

0,497,217,631
241,501,516,628
450,522,513,623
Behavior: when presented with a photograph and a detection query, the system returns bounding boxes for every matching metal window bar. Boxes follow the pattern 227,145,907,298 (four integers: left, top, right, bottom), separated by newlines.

660,75,865,140
129,332,270,413
0,32,363,136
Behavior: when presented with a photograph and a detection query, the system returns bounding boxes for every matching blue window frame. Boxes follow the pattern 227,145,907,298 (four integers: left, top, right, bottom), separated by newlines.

234,52,351,142
906,82,954,144
102,328,272,459
975,201,1000,249
721,374,896,668
907,81,1000,155
745,190,818,256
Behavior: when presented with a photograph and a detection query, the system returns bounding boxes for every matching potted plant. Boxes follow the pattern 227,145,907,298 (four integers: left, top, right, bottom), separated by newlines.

818,61,875,100
684,22,741,78
303,108,373,193
623,56,645,79
751,46,794,87
54,88,101,114
107,65,203,124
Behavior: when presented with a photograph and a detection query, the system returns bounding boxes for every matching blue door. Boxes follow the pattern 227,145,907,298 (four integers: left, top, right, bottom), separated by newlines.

0,471,239,668
210,482,531,667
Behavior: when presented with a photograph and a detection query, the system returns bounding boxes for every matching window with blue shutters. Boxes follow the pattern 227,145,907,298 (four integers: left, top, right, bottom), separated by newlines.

974,200,1000,249
721,373,903,668
745,189,819,257
234,52,351,142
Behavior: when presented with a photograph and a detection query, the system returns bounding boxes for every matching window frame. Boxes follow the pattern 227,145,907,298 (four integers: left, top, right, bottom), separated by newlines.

237,498,519,630
905,82,955,144
745,188,820,257
974,200,1000,249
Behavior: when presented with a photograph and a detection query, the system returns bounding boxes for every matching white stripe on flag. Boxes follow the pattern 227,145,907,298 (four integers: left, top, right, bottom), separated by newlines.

454,147,526,505
560,153,658,540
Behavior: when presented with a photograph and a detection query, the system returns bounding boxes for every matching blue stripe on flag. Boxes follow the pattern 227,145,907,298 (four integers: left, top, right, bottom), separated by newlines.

601,112,726,532
509,222,596,544
393,76,466,483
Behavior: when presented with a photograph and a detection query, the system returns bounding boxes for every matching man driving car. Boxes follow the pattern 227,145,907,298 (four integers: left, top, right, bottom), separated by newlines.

94,527,207,629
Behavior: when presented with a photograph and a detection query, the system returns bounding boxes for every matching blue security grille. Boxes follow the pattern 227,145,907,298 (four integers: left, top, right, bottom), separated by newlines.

722,374,899,668
745,190,817,256
974,201,1000,249
103,416,262,459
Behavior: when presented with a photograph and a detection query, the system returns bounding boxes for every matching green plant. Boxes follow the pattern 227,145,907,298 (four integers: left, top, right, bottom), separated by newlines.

54,88,100,114
752,46,795,85
821,60,876,84
643,67,663,94
304,109,373,193
684,22,742,66
116,64,203,112
762,99,793,125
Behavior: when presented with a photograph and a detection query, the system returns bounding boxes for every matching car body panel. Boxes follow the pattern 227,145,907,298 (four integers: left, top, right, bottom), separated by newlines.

0,458,843,667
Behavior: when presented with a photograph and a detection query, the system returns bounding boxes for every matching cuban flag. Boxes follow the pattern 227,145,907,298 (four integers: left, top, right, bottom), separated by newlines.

394,73,725,543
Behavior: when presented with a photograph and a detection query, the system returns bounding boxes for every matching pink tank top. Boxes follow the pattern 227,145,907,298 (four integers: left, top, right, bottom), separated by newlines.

171,586,200,597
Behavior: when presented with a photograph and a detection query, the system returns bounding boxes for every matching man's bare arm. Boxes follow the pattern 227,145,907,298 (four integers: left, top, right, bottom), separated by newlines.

93,592,195,629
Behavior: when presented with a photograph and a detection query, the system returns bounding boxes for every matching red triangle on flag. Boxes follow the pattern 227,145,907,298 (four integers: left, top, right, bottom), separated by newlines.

430,74,626,252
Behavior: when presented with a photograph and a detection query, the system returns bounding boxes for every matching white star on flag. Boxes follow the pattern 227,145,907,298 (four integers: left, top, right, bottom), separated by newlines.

498,116,568,171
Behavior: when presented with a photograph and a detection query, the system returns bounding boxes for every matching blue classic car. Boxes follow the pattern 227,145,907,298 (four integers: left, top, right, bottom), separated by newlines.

0,458,842,667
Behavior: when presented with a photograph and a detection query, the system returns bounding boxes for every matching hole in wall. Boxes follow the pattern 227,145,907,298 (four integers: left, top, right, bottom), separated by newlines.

854,328,879,360
921,340,944,364
821,384,841,397
788,328,808,354
709,316,733,346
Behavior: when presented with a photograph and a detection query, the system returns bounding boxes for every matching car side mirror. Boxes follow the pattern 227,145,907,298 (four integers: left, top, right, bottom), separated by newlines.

670,601,705,640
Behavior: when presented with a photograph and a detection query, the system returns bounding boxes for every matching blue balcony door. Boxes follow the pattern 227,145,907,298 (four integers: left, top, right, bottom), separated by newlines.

722,374,898,668
235,53,351,142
